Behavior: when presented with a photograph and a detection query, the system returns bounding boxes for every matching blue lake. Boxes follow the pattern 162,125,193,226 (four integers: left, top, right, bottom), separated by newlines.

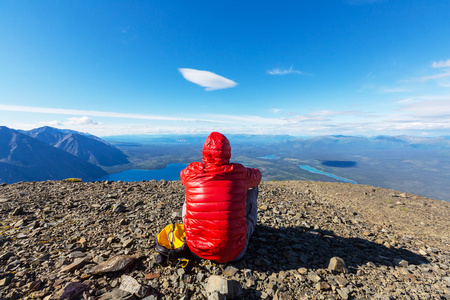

97,163,188,182
299,165,357,184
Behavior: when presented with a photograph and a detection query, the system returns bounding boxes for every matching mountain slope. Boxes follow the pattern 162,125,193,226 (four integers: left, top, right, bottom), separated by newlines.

24,126,129,166
0,126,107,183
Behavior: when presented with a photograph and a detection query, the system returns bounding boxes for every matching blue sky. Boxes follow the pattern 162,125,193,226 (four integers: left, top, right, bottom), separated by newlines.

1,0,450,137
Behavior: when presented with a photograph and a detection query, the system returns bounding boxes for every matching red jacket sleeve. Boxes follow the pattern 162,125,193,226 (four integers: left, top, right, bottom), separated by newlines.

245,167,262,189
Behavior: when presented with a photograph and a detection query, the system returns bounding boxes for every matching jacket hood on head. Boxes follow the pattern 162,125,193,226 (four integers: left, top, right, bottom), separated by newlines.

202,132,231,166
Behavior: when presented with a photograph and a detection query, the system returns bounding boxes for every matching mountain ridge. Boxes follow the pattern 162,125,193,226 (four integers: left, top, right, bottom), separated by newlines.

0,126,107,183
23,126,129,166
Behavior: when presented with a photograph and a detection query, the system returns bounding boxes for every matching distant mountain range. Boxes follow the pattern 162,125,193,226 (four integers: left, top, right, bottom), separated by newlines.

22,126,129,166
0,126,129,183
104,133,450,201
103,133,450,148
2,128,449,201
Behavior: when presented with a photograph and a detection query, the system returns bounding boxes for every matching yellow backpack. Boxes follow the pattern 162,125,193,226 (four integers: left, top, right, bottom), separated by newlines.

155,223,190,265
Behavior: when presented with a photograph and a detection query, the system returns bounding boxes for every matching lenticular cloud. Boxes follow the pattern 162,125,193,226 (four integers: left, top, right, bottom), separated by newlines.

178,68,237,91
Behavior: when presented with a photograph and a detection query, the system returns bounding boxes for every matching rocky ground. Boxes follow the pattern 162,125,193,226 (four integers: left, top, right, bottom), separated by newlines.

0,180,449,300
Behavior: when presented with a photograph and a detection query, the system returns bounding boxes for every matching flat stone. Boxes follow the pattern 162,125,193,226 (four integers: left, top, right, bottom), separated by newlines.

120,275,150,298
223,265,239,277
98,288,136,300
334,275,349,287
61,258,86,272
144,273,160,280
307,272,321,283
122,238,134,248
205,275,242,298
0,276,12,287
58,282,89,300
316,281,331,291
69,251,86,258
112,203,126,213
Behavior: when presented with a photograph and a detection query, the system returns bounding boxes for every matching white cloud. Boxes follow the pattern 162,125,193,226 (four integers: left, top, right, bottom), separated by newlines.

407,72,450,83
3,103,449,137
267,66,304,75
272,108,281,113
398,95,448,104
66,116,100,125
178,68,237,91
0,104,206,122
432,59,450,68
400,100,450,118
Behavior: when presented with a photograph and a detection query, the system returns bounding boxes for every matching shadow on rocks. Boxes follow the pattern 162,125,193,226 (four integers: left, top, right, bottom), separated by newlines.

242,224,429,273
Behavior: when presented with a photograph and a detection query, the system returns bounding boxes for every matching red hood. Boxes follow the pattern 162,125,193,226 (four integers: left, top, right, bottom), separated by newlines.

202,132,231,166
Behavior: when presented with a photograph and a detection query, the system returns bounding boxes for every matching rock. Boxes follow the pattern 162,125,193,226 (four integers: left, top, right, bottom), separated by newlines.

0,275,12,287
12,206,25,215
393,258,409,267
223,265,239,277
61,258,86,272
77,237,87,248
68,251,86,258
119,275,150,298
207,292,226,300
58,282,89,300
328,257,348,273
0,251,14,261
172,211,182,219
337,288,349,299
144,273,160,280
122,238,134,248
205,275,242,299
28,279,43,293
243,269,252,278
316,281,331,291
307,271,321,283
334,274,349,287
87,254,144,274
98,288,136,300
112,203,126,213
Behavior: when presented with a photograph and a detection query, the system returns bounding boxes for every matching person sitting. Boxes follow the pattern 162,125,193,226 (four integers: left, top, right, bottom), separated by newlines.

181,132,262,263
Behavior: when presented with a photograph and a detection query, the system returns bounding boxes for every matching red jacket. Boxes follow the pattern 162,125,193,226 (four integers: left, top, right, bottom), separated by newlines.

180,132,262,262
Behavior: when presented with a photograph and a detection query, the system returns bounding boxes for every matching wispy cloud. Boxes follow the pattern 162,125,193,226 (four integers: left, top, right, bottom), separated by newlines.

267,66,305,75
402,59,450,84
0,104,204,122
178,68,237,91
432,59,450,68
3,103,449,137
400,100,450,118
405,72,450,83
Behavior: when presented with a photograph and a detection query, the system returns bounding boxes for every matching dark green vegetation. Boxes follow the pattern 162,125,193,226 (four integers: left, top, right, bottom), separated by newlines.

105,134,450,202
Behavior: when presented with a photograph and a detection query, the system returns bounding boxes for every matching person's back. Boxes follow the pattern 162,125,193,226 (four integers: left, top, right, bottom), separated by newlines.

181,132,261,263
